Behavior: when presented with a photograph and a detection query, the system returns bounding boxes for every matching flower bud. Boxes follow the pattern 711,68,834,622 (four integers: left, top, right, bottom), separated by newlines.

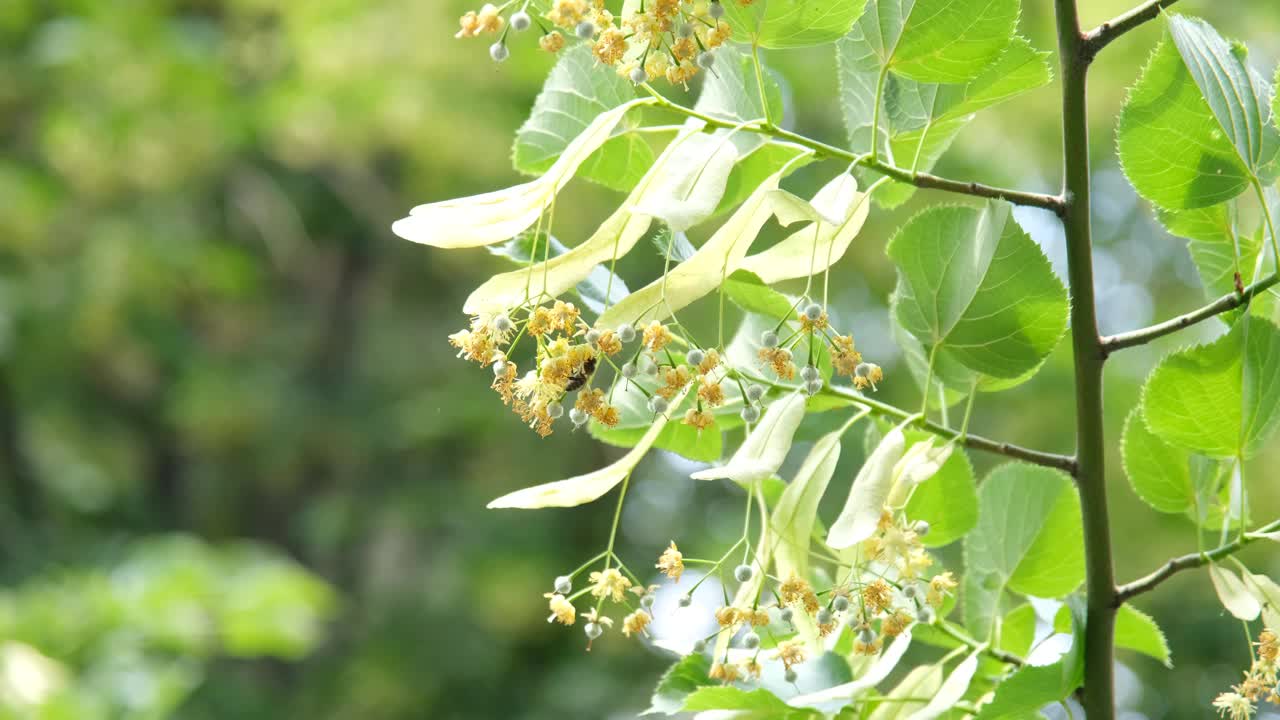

679,593,693,608
696,51,715,69
493,313,513,332
692,638,706,652
805,378,824,396
816,608,832,625
800,365,819,382
760,330,778,348
784,668,798,683
621,362,638,379
780,607,794,623
585,622,603,639
742,632,760,649
510,10,531,31
648,396,669,414
745,384,765,402
493,360,509,377
832,595,850,612
733,564,754,582
686,349,705,367
857,626,876,645
585,328,602,347
570,408,589,426
913,520,931,537
554,575,572,594
803,303,823,320
641,593,656,608
576,20,596,38
617,323,636,343
740,405,760,423
547,401,564,419
490,42,510,62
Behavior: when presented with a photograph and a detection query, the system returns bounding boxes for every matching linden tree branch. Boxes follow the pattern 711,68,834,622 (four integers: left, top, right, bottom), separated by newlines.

641,90,1066,215
742,371,1078,474
1100,273,1280,355
1114,517,1280,605
1082,0,1182,59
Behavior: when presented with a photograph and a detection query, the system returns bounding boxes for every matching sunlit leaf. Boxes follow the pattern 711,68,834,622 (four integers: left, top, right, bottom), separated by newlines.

512,45,655,191
847,0,1019,84
392,99,651,247
1141,315,1280,458
487,387,689,508
720,0,868,49
691,392,806,487
889,201,1068,382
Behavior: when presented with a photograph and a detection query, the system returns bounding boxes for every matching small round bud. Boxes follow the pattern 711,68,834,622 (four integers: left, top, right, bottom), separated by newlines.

576,20,596,38
784,668,798,683
493,313,513,333
621,362,638,379
510,10,531,31
641,593,656,609
803,303,823,321
677,23,694,38
832,596,850,613
585,328,602,347
629,66,647,84
740,405,760,423
641,357,658,376
745,385,764,402
912,520,931,537
902,582,918,600
570,407,589,426
733,564,754,583
855,362,874,377
617,323,636,343
585,622,603,639
692,638,706,652
709,1,725,18
742,632,761,649
760,330,779,348
554,575,572,594
489,42,509,62
648,396,669,414
800,365,819,382
679,593,693,608
805,378,824,396
816,608,832,625
492,360,509,377
918,607,936,624
696,51,715,69
857,626,876,645
779,607,794,624
547,401,564,419
686,349,705,367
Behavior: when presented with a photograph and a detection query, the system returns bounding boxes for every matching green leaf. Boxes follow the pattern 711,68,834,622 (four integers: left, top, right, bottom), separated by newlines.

484,231,629,315
644,653,711,715
848,0,1020,84
1141,315,1280,458
683,686,818,718
888,202,1068,382
838,34,1050,205
1117,17,1279,210
512,45,654,192
1054,604,1171,667
1000,603,1037,658
966,464,1084,605
1121,406,1227,519
694,45,784,131
720,0,868,49
868,665,943,719
978,600,1085,719
718,142,815,215
901,430,977,547
724,269,797,319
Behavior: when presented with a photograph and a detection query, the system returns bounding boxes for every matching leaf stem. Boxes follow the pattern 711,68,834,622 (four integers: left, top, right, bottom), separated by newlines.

1082,0,1181,60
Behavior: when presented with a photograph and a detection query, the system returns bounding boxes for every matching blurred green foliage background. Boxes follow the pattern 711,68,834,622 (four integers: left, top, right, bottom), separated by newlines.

0,1,1277,718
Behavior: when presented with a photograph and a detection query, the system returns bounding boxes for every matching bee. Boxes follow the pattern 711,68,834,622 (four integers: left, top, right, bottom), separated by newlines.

565,356,598,392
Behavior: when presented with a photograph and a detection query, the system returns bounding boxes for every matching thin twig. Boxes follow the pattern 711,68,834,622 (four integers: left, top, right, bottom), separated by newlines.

934,620,1027,667
1082,0,1181,60
1100,273,1280,354
643,92,1065,215
1114,517,1280,605
745,373,1078,474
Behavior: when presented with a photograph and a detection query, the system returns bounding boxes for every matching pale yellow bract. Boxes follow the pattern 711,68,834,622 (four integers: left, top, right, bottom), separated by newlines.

689,391,806,487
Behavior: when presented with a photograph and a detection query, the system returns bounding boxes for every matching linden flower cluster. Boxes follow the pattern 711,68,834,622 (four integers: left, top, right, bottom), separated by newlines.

1213,629,1280,719
757,302,884,395
542,564,660,650
454,0,738,85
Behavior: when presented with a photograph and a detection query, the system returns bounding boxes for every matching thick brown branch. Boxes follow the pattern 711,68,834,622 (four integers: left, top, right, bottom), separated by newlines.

1114,518,1280,605
1083,0,1181,60
1100,273,1279,354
